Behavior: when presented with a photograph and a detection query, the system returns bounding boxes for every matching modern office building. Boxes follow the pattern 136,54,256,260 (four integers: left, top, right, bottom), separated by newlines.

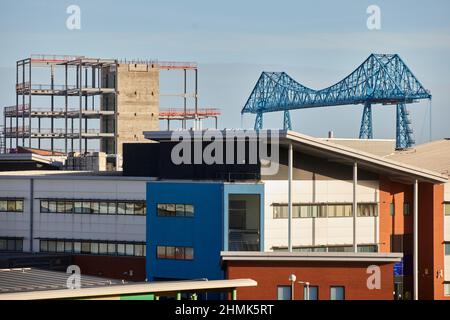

0,170,149,281
0,130,449,300
139,130,449,300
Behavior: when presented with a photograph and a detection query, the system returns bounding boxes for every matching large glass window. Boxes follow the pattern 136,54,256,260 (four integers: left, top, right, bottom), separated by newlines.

38,239,145,257
304,286,318,300
38,199,145,216
330,286,345,300
358,203,378,217
277,286,292,300
0,199,24,213
157,204,194,217
156,245,193,260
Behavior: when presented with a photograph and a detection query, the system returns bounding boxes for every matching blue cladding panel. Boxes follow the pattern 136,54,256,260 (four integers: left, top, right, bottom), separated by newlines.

146,182,224,281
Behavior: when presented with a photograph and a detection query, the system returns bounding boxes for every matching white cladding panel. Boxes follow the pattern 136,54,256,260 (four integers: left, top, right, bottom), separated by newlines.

263,180,379,251
0,177,147,253
0,179,32,251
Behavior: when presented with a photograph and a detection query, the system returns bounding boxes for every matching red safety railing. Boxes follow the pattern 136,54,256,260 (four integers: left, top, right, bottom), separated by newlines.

159,108,220,117
31,54,84,63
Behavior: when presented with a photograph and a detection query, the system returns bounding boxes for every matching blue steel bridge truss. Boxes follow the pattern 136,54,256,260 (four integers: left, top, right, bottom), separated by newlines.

241,54,431,149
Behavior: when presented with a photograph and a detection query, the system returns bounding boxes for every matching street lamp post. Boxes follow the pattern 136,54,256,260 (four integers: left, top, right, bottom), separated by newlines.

288,274,296,300
298,281,310,300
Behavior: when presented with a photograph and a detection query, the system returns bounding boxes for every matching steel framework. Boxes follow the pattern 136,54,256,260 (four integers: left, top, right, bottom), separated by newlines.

242,54,431,149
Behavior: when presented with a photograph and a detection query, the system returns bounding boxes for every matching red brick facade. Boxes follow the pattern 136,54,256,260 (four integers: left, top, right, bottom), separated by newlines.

225,261,396,300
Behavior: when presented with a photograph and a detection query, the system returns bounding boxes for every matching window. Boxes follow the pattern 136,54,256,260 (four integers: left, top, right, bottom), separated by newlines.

277,286,292,300
156,246,194,260
358,203,378,217
125,203,134,215
39,199,145,216
0,199,24,213
134,203,145,215
99,202,108,214
40,240,48,252
56,241,64,252
330,286,345,300
445,203,450,216
158,204,194,217
357,245,378,253
445,243,450,256
90,242,99,254
108,202,117,214
73,242,81,253
65,201,74,213
125,244,134,256
81,242,90,254
328,246,353,253
273,205,288,219
108,243,116,255
99,243,108,255
74,201,83,214
390,202,395,216
445,283,450,297
328,204,352,218
0,238,23,252
185,205,194,217
39,239,145,257
82,201,91,214
404,203,411,216
57,201,65,214
304,286,318,300
91,202,100,214
40,200,49,213
0,200,6,212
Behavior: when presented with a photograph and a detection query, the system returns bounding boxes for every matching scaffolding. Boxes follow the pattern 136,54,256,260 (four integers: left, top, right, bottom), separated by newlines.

3,54,117,156
2,55,219,160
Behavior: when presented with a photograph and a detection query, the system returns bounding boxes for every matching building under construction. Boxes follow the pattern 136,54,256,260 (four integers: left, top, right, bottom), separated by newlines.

1,54,220,169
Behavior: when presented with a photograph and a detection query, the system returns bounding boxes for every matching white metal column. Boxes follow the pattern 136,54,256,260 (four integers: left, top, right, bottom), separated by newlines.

288,143,293,252
413,179,419,300
353,162,358,252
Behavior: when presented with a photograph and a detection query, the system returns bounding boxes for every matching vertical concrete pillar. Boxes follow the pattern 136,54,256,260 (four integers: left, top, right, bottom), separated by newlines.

288,143,293,252
413,179,419,300
353,162,358,252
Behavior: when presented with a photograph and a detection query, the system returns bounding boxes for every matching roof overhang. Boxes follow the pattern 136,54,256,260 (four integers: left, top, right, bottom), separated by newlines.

143,129,448,184
221,251,403,263
0,278,257,300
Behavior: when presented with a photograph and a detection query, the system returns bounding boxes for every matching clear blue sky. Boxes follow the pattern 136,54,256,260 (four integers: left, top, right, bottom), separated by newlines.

1,0,450,143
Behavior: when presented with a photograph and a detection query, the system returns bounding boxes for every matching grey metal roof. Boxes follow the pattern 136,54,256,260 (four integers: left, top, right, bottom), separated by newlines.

143,129,448,183
385,139,450,177
0,268,122,294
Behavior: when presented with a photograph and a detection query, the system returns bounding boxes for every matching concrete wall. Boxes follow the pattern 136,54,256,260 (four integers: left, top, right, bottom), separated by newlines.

116,63,159,155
